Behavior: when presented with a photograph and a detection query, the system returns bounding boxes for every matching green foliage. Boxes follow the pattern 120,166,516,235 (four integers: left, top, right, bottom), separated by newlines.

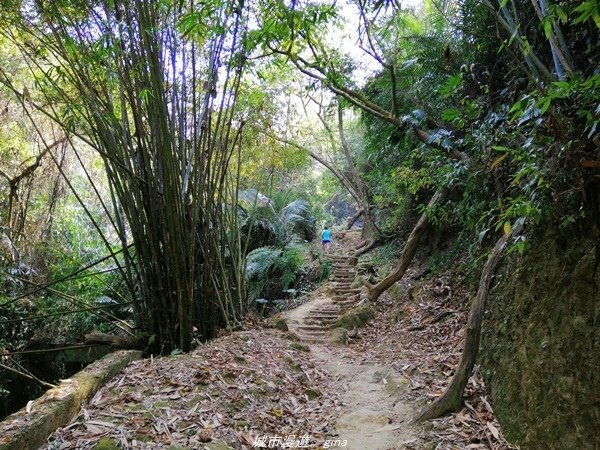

245,244,305,302
239,190,316,250
317,258,332,283
349,0,599,252
0,0,252,351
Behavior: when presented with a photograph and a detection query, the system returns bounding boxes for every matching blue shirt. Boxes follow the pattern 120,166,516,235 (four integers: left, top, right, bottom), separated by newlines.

322,229,331,241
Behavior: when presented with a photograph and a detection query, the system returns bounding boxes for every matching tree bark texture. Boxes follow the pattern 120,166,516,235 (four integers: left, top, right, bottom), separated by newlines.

366,190,445,302
346,208,364,229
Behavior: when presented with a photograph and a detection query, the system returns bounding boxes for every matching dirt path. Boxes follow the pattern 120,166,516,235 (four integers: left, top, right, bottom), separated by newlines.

311,343,418,449
283,288,420,449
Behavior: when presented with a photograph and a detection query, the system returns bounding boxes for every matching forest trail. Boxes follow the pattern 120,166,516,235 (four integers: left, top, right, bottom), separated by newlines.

281,328,420,450
31,230,517,450
282,232,420,449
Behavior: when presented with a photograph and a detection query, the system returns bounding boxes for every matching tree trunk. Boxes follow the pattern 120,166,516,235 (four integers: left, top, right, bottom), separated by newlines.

360,206,380,241
365,190,444,302
412,223,523,422
346,208,364,229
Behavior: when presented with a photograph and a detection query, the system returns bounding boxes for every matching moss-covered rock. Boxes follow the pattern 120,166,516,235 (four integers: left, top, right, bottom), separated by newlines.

330,327,348,345
0,350,142,450
304,388,322,400
284,332,301,341
387,283,403,302
268,317,289,331
407,284,421,301
290,342,310,352
350,277,362,289
392,308,406,322
330,304,374,330
203,441,234,450
93,438,120,450
282,356,303,372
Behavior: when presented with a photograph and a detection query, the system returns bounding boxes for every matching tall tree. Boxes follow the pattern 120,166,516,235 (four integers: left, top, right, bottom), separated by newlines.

1,0,250,351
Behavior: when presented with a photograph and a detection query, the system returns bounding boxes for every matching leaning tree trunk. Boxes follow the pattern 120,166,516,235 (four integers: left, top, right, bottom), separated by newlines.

412,223,524,422
346,208,364,229
365,190,445,302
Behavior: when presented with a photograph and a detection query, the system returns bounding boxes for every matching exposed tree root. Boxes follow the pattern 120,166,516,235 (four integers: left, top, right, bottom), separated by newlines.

355,238,380,257
412,223,523,422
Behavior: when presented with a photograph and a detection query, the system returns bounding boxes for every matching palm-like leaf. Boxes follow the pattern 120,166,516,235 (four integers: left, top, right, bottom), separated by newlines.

245,246,282,280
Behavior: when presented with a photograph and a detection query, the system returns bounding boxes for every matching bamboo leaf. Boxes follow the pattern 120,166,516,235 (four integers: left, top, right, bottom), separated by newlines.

490,153,508,169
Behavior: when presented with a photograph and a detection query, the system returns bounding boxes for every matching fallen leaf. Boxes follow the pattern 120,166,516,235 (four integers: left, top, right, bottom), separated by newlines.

375,423,403,432
487,421,500,440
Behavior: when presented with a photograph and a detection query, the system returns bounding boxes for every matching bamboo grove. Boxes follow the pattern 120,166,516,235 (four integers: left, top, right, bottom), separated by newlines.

0,0,250,352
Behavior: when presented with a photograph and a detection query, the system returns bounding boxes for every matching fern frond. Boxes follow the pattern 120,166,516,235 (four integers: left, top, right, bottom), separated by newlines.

245,246,282,280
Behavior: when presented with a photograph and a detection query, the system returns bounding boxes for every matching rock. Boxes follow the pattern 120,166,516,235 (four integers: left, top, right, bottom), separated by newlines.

290,342,310,352
284,332,301,341
422,441,438,450
304,388,322,400
268,317,289,331
330,304,374,330
387,283,403,301
330,327,349,345
93,438,120,450
393,308,406,322
203,441,234,450
0,350,142,450
407,284,422,301
350,277,363,289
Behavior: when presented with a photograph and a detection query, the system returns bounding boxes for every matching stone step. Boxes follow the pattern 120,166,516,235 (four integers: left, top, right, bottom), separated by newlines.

333,287,361,292
297,327,328,335
331,294,358,301
310,307,339,312
298,336,326,343
332,260,358,267
333,301,356,307
298,325,328,332
308,305,337,317
331,284,353,289
304,319,335,327
310,312,339,318
312,304,341,310
297,330,328,338
307,312,338,319
332,296,357,302
334,297,357,303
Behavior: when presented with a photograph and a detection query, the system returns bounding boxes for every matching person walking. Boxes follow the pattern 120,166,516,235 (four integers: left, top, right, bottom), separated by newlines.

322,226,332,252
